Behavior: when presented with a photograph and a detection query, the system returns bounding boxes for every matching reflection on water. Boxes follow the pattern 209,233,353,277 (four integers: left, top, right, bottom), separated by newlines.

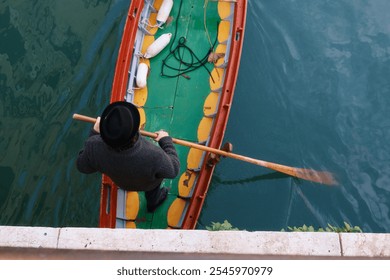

1,0,390,232
200,0,390,232
0,0,127,226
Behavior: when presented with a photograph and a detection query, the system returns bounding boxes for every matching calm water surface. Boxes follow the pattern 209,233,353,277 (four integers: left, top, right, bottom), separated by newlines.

1,0,390,232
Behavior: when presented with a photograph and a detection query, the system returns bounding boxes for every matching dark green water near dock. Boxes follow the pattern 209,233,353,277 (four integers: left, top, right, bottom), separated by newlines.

1,0,390,232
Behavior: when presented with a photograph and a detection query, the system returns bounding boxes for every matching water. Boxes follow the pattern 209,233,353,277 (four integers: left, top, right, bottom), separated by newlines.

1,0,390,232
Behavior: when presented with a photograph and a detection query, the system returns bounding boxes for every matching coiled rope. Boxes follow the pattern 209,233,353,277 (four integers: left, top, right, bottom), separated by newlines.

160,0,218,81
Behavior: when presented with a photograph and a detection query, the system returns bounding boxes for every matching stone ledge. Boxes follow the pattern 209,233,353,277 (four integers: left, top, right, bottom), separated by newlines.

57,228,340,257
0,226,389,259
340,233,390,257
0,226,59,249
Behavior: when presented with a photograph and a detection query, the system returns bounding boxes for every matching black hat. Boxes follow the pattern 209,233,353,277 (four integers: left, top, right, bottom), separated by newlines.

100,101,140,149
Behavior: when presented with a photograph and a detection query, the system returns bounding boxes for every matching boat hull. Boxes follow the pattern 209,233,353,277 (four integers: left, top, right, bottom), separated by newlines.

99,0,247,229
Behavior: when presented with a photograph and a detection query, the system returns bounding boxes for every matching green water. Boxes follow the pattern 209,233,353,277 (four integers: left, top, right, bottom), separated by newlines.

1,0,390,232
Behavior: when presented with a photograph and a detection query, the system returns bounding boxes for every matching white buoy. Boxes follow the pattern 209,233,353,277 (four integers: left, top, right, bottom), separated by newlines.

136,63,149,88
156,0,173,27
144,33,172,59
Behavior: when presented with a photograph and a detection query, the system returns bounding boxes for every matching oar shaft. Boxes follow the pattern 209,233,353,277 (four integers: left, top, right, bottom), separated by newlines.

72,113,337,185
73,114,97,124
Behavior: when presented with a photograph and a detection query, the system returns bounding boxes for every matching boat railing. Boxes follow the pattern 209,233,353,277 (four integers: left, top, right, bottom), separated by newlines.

126,4,153,103
138,0,158,35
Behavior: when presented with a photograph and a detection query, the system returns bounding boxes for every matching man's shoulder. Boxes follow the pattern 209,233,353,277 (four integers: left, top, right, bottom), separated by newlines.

85,134,105,149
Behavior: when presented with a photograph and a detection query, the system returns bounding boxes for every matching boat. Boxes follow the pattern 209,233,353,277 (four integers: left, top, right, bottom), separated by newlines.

99,0,247,229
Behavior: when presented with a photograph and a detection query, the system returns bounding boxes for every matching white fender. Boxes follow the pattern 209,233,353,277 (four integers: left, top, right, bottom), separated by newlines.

144,33,172,59
157,0,173,26
136,63,149,88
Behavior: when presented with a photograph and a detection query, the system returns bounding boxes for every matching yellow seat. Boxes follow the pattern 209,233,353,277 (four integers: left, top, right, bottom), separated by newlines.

197,117,213,143
218,20,231,44
178,170,198,198
203,92,219,116
147,0,164,35
215,44,227,67
125,221,137,228
125,191,139,220
209,68,225,92
167,197,187,228
153,0,164,10
187,148,204,170
133,87,148,106
141,35,155,55
147,12,158,35
138,57,150,67
137,107,146,128
218,1,232,20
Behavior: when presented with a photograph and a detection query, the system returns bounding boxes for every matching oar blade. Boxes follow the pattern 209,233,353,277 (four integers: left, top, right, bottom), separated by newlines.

295,168,338,186
254,160,338,186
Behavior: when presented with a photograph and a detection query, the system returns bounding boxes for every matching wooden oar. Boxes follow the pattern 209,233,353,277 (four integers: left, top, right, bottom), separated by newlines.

73,113,338,186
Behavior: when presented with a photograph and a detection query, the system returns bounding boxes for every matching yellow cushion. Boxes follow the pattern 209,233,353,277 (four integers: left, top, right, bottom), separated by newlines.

218,20,231,43
209,68,225,92
133,87,148,106
218,1,232,19
197,117,213,143
141,36,155,55
125,221,137,228
137,107,146,128
215,44,227,67
178,170,197,198
187,148,204,170
125,191,139,220
203,91,219,116
153,0,164,10
147,12,158,34
167,198,186,228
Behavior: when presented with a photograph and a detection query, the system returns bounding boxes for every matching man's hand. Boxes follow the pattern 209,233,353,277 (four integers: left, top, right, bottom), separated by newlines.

154,129,169,141
93,117,101,133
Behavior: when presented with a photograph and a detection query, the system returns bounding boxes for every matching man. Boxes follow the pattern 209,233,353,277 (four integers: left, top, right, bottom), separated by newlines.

76,101,180,212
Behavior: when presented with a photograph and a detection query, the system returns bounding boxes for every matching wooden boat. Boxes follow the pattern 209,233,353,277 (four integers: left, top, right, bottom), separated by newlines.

99,0,247,229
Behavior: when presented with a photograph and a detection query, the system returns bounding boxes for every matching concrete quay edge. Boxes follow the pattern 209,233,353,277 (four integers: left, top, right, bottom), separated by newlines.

0,226,389,259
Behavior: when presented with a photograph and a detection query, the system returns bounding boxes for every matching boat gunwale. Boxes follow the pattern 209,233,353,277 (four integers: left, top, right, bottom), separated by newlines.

181,0,248,229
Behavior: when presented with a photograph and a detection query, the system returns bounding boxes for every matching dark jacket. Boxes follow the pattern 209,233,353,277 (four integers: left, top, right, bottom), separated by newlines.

77,130,180,191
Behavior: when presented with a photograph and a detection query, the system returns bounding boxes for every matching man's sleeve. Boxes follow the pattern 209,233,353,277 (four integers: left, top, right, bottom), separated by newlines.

76,130,99,174
157,136,180,178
